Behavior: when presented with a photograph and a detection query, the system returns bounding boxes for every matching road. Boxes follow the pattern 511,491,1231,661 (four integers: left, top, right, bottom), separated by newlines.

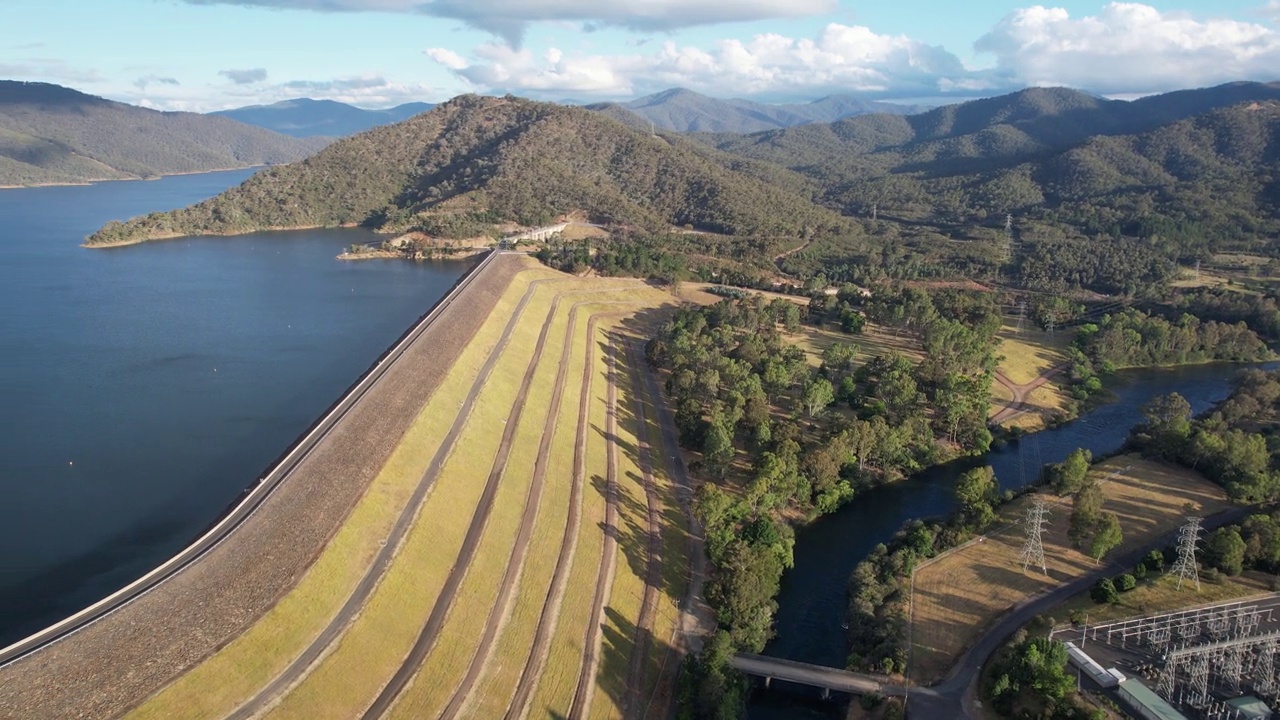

906,504,1253,719
990,364,1067,425
0,250,501,671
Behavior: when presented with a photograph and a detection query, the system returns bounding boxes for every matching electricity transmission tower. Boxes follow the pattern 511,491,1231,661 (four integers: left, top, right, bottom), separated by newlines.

1172,517,1202,591
871,202,878,222
1020,496,1050,575
1014,298,1027,334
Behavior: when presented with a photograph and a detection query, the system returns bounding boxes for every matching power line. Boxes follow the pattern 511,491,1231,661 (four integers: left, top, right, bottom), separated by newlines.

1172,516,1202,591
1020,495,1050,575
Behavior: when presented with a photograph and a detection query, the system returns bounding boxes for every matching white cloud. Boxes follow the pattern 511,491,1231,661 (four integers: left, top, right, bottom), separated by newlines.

428,23,972,99
184,0,833,45
976,3,1280,94
1262,0,1280,22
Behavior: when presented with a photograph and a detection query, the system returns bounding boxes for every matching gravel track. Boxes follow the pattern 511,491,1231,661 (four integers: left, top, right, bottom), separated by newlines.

224,276,549,720
569,333,621,720
441,301,644,720
621,340,664,719
361,284,564,720
503,310,609,720
0,254,523,720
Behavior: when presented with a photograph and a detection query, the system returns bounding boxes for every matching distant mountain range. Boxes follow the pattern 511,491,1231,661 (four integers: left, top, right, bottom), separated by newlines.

0,81,328,187
210,98,436,138
586,87,927,133
212,88,922,138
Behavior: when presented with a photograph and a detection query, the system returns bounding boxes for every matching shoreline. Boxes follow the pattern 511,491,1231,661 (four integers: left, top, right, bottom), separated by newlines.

0,251,510,719
0,165,266,191
84,222,360,249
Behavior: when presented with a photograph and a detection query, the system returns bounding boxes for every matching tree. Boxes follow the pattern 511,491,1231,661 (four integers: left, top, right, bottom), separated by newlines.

955,466,998,529
1069,482,1103,549
1089,512,1123,562
1090,578,1118,604
1116,573,1137,592
1141,393,1193,458
702,418,735,478
1206,527,1247,576
802,376,836,417
1051,448,1092,495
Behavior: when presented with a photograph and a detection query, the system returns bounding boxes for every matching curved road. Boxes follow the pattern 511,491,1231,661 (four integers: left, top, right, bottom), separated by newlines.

0,250,500,671
907,505,1252,719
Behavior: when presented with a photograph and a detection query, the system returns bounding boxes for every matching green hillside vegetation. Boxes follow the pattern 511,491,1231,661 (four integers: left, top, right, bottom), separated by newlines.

0,81,327,187
699,83,1280,294
88,94,847,246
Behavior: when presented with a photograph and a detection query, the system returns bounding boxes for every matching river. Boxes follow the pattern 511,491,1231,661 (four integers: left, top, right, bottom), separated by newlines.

749,361,1275,718
0,171,472,648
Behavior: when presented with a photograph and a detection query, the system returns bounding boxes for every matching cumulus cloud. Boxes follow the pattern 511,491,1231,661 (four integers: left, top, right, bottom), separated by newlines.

1262,0,1280,22
428,23,973,100
183,0,833,45
976,2,1280,94
219,67,268,84
134,75,180,90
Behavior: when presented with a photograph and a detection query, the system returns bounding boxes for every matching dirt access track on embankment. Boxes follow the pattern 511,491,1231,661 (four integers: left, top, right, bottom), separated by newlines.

0,253,521,720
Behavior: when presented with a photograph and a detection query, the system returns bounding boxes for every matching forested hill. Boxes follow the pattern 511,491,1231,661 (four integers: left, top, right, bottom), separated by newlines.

0,81,329,187
88,95,846,246
586,87,924,134
701,82,1280,248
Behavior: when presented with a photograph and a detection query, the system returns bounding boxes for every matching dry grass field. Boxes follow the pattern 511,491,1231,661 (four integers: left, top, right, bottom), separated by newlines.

1053,572,1274,626
124,256,694,720
909,455,1234,683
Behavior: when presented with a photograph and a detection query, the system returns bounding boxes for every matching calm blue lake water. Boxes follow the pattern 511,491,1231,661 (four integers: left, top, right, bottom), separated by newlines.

0,171,471,647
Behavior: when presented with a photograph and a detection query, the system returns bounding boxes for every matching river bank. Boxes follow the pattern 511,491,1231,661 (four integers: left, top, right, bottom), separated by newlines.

749,360,1278,718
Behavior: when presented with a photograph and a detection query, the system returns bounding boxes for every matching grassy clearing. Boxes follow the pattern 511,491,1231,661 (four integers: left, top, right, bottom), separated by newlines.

996,327,1069,386
794,323,924,366
125,263,560,720
264,277,570,720
910,455,1233,684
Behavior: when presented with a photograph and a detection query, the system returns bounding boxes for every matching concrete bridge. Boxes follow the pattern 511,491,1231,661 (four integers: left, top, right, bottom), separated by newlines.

731,653,907,699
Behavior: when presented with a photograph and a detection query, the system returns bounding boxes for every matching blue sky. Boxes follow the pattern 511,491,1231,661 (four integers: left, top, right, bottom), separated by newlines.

3,0,1278,110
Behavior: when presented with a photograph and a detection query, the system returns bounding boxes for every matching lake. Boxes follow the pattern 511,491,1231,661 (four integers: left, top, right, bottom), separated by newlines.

0,171,472,647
